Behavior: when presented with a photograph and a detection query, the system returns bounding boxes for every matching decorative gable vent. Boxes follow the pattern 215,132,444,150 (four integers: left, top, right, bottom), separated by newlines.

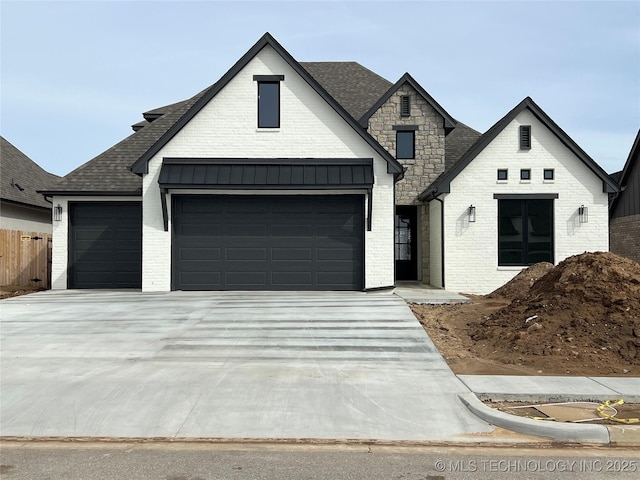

520,125,532,150
400,96,411,117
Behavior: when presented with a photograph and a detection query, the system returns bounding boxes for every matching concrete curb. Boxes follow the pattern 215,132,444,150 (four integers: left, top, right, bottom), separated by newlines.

458,392,611,444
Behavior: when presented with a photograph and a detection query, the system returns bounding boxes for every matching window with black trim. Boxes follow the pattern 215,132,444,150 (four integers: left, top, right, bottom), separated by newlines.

520,125,531,150
400,96,411,117
497,169,508,181
543,169,554,180
499,199,553,266
396,131,415,159
520,169,531,180
258,81,280,128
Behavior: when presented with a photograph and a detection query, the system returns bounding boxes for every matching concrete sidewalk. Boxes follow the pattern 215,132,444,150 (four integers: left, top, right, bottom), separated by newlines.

458,375,640,403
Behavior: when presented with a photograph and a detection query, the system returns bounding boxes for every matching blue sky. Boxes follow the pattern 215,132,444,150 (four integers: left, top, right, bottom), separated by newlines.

1,0,638,176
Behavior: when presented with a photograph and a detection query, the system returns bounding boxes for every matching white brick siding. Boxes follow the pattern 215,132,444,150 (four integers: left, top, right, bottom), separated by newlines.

440,109,609,295
50,196,141,290
142,45,395,291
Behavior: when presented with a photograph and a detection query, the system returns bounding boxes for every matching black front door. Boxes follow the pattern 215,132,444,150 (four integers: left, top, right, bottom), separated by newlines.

395,206,418,281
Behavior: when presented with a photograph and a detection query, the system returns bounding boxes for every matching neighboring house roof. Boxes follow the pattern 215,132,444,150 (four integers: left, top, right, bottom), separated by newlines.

419,97,620,201
300,62,392,120
359,72,457,133
130,33,404,177
1,136,60,209
610,129,640,217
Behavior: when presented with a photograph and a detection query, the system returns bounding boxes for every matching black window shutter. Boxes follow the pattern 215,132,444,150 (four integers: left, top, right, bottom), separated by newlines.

520,125,531,150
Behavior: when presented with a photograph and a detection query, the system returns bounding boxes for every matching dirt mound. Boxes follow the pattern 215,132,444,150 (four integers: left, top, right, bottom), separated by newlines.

468,252,640,374
488,262,554,301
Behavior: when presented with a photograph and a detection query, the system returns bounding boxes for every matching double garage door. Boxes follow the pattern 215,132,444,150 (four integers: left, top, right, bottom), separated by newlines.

172,195,364,290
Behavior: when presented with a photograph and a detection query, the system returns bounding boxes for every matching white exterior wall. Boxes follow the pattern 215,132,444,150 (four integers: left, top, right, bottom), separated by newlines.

50,196,141,289
429,200,443,288
442,110,609,295
0,203,52,233
142,45,395,291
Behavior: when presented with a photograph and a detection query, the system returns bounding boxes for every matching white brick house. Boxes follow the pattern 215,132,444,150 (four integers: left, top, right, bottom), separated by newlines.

419,98,618,294
40,34,618,294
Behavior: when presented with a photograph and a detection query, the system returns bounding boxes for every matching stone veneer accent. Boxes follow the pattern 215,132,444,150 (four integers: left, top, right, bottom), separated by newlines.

610,214,640,264
368,83,446,283
367,84,446,206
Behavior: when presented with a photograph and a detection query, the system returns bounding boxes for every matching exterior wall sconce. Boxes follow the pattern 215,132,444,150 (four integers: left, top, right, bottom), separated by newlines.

578,205,588,223
468,205,476,223
54,204,63,222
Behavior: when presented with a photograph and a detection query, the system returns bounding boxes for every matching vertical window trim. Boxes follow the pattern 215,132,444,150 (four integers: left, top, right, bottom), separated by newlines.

257,81,280,128
520,125,532,150
396,130,415,159
400,95,411,117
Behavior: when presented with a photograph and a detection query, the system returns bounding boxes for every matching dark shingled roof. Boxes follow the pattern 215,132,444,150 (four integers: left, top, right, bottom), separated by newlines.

1,136,60,209
300,62,392,120
41,88,209,195
444,121,482,171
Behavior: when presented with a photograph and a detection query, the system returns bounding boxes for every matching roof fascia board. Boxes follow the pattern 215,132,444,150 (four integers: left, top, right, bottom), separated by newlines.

37,190,142,196
0,198,51,212
359,73,457,132
130,33,403,177
610,129,639,213
162,157,374,166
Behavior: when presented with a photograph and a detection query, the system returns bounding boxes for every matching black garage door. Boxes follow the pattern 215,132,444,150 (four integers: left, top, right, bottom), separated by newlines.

69,202,142,288
172,195,364,291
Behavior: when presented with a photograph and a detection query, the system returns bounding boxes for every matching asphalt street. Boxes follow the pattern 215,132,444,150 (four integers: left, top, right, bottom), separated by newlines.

1,443,639,480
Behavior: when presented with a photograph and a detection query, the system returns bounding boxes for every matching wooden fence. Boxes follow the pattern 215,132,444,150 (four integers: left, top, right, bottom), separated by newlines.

0,229,52,289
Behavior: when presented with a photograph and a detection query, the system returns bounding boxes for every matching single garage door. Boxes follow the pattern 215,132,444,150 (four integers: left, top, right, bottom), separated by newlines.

172,195,364,291
69,202,142,288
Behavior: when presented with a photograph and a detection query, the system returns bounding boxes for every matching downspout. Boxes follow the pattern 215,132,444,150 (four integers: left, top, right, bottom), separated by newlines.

433,194,445,289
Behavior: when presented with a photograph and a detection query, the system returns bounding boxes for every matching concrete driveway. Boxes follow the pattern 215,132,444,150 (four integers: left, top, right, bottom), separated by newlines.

1,290,494,441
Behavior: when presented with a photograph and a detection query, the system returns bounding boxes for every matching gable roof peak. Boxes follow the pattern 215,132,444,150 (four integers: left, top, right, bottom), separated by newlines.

129,32,403,177
359,72,457,132
418,96,619,201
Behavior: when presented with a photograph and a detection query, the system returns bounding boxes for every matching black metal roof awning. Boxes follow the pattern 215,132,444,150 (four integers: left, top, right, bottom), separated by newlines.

157,158,374,231
158,158,374,190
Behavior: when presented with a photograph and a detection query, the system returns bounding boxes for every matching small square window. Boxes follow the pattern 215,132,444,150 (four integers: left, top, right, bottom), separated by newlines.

544,169,554,180
396,131,415,159
497,169,508,181
520,125,531,150
400,96,411,117
520,169,531,180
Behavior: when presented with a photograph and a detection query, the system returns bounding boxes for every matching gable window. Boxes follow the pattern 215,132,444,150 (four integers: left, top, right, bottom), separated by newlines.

520,125,532,150
396,131,415,159
543,169,554,180
254,75,284,128
497,169,508,181
498,198,554,266
400,96,411,117
520,169,531,181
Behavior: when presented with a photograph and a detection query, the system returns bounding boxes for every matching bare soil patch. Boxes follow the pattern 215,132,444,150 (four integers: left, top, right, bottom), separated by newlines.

0,286,44,300
412,252,640,376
